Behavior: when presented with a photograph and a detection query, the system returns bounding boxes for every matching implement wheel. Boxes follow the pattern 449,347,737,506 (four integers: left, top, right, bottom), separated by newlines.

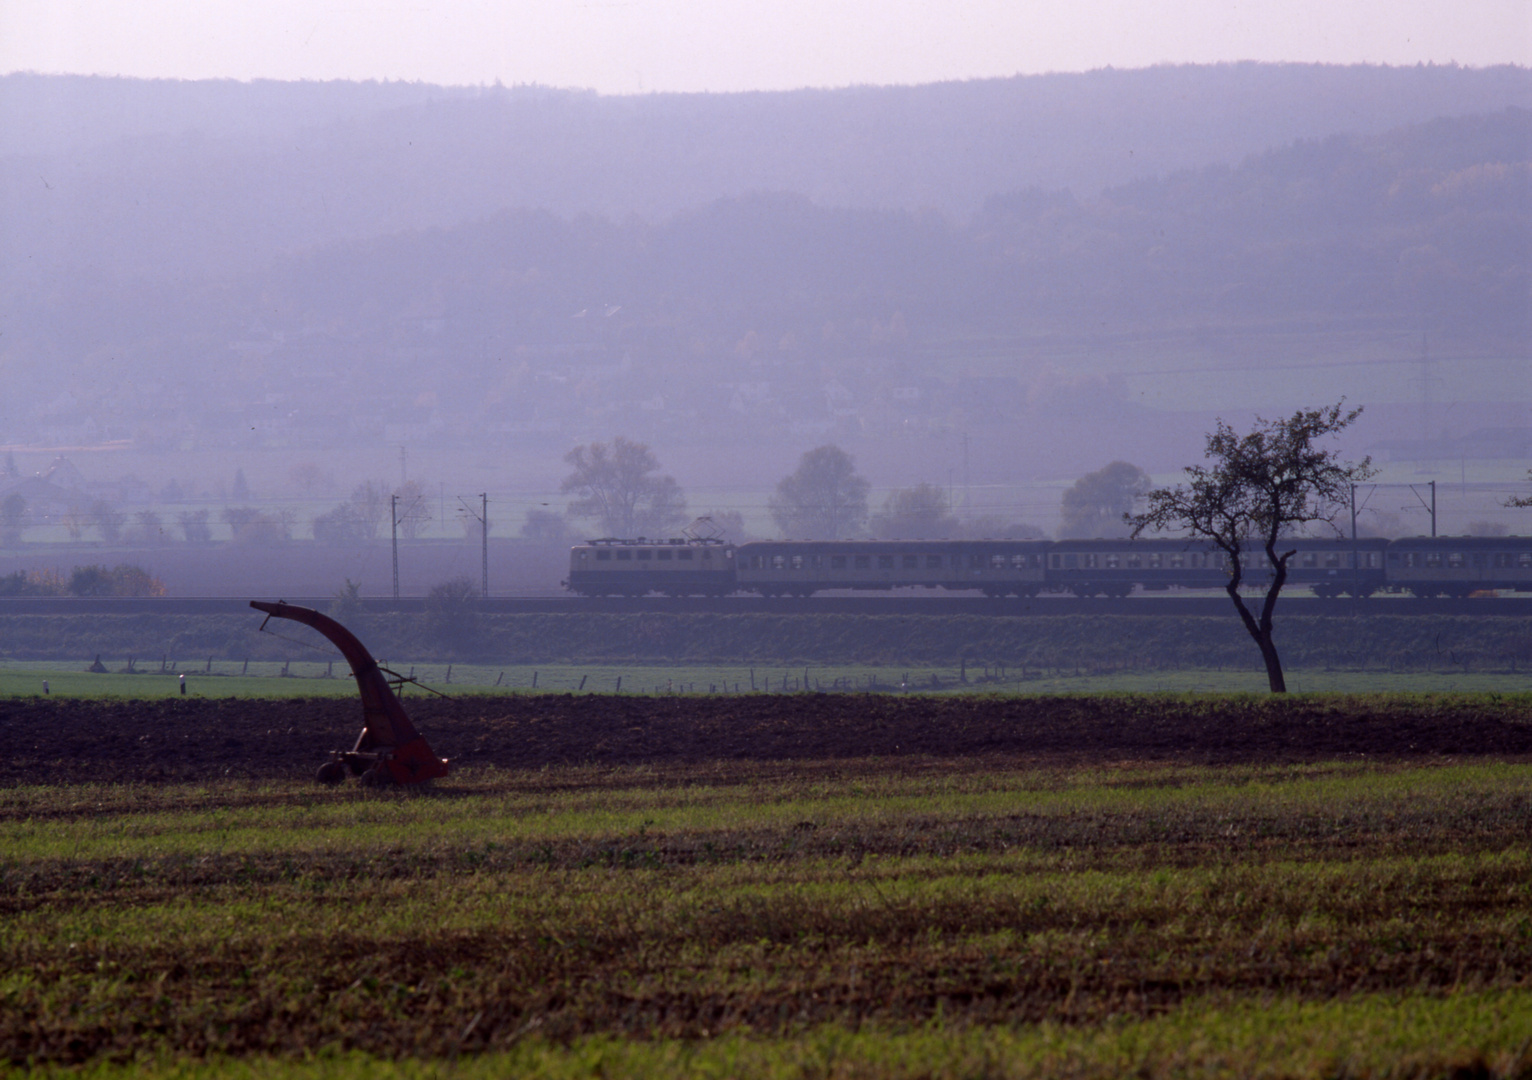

316,760,347,785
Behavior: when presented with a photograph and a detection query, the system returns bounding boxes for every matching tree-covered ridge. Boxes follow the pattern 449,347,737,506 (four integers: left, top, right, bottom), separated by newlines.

239,107,1531,343
0,101,1524,459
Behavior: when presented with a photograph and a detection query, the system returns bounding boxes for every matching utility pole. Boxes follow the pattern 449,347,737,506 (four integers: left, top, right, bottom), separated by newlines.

1350,483,1360,598
1430,480,1437,538
391,493,400,600
458,494,491,597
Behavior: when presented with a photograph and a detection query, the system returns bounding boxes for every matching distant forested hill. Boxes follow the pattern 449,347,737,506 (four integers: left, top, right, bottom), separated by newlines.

3,63,1528,291
0,102,1523,464
166,107,1532,344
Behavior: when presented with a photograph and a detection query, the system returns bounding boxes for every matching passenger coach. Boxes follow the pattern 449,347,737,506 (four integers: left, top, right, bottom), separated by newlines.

735,540,1049,598
1386,536,1532,597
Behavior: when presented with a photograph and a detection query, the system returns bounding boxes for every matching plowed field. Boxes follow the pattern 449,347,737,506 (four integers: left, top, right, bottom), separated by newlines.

6,692,1531,785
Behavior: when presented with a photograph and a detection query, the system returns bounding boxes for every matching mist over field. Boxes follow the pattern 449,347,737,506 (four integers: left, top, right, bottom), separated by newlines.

0,62,1528,593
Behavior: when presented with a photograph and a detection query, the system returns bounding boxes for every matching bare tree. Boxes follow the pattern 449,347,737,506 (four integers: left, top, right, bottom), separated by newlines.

89,499,125,544
222,507,294,545
177,509,212,544
393,478,433,540
128,510,167,546
346,482,390,540
1505,471,1532,508
870,483,961,539
0,493,25,546
520,508,577,544
560,437,686,537
1128,401,1373,693
1060,461,1150,538
768,445,870,539
312,502,372,545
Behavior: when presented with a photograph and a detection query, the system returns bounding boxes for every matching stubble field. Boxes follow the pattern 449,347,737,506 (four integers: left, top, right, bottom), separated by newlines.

2,693,1531,1077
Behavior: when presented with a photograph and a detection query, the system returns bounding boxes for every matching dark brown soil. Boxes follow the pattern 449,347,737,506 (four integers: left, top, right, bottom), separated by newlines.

4,692,1531,786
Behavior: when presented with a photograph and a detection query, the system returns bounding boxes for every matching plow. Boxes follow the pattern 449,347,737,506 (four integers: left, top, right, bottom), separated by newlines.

250,601,450,786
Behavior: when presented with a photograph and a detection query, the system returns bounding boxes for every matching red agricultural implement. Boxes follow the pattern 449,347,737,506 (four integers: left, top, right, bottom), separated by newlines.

250,600,450,786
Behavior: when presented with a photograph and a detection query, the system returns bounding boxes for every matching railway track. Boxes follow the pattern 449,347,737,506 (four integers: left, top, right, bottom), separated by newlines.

3,594,1531,616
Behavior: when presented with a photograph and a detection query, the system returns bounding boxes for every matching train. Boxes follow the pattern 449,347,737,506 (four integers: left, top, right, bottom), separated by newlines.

564,534,1532,600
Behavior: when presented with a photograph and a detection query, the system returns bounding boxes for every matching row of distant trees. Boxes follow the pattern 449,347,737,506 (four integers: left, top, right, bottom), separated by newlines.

551,436,1144,542
0,564,165,597
10,443,1527,550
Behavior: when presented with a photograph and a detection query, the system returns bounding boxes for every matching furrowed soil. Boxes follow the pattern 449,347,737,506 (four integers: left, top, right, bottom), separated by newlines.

3,694,1532,1077
6,692,1532,785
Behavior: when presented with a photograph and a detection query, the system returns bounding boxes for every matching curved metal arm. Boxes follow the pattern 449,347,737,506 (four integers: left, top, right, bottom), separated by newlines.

251,600,448,782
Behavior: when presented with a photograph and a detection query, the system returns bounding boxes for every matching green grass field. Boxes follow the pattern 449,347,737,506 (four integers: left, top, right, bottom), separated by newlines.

3,757,1531,1077
4,659,1532,699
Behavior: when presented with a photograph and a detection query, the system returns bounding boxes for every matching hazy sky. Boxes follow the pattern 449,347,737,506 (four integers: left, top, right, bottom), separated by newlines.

2,0,1527,93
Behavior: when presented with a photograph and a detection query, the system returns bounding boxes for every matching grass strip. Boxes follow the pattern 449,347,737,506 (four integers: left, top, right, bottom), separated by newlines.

13,991,1532,1079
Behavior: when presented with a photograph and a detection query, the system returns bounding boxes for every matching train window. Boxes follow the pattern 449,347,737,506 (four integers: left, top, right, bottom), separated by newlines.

772,555,787,570
1049,554,1060,569
1105,554,1120,569
1010,554,1028,569
1494,553,1511,568
1324,552,1341,568
1520,553,1532,569
577,551,589,562
990,554,1006,569
1082,553,1099,569
595,550,610,561
1299,553,1316,568
1126,553,1142,568
636,550,652,560
1425,553,1442,568
879,555,894,569
678,550,693,560
791,555,804,570
616,550,632,561
1447,552,1465,569
831,556,847,569
969,554,984,568
657,550,673,561
855,555,870,569
701,550,712,560
927,554,944,569
1063,554,1077,569
810,555,823,569
1367,552,1381,568
1169,554,1185,568
903,555,918,569
1147,554,1162,568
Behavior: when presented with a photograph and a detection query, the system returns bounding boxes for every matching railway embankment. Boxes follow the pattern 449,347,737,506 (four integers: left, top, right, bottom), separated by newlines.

0,610,1529,673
